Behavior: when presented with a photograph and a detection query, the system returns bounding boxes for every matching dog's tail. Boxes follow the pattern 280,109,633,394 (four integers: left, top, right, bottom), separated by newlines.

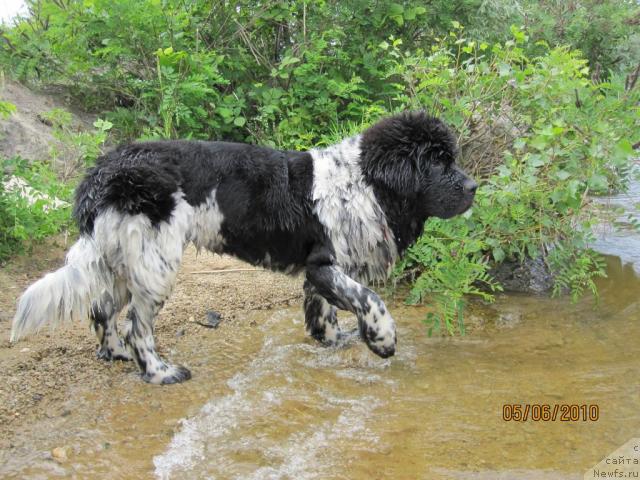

10,236,114,342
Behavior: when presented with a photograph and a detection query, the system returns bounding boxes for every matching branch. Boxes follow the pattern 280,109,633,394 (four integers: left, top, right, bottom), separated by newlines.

189,268,265,274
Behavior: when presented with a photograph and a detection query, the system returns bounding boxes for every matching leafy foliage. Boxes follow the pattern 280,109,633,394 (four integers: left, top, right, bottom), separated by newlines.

0,157,74,261
386,26,637,332
0,100,16,119
0,2,638,332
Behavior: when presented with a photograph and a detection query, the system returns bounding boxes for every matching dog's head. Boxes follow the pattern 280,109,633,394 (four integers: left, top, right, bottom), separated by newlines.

359,111,476,219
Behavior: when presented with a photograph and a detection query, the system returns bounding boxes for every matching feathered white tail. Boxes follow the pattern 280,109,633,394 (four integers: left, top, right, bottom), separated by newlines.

10,236,114,342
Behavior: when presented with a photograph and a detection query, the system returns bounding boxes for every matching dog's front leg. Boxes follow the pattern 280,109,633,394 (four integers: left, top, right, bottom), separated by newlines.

305,256,396,358
304,280,342,344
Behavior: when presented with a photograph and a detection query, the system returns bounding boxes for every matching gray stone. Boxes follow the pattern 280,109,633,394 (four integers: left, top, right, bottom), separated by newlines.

489,256,554,294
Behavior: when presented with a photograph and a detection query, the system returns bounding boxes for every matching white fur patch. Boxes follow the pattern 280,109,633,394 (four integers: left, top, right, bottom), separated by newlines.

93,192,193,302
310,136,397,283
189,189,225,253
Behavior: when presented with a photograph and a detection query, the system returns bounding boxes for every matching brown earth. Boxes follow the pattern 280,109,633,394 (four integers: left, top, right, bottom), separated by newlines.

0,237,304,444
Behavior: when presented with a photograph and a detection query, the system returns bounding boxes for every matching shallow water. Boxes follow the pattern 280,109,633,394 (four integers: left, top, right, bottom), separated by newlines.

151,258,639,480
3,182,639,480
5,256,637,480
592,170,640,273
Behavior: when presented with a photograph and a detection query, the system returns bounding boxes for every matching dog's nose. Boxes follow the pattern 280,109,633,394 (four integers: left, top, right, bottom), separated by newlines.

464,179,478,195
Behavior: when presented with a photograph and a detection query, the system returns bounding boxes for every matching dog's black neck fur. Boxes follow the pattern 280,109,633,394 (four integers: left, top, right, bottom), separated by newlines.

365,184,427,255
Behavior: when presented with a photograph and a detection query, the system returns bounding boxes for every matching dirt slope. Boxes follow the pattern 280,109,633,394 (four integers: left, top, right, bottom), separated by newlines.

0,80,95,163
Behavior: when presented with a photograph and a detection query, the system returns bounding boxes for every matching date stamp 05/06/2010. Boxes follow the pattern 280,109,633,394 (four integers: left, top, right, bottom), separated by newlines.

502,403,599,422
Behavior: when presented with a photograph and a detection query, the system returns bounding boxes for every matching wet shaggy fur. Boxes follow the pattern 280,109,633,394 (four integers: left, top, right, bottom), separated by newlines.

11,111,477,385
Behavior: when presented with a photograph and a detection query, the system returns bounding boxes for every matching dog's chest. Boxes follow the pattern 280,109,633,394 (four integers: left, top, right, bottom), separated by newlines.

310,136,398,283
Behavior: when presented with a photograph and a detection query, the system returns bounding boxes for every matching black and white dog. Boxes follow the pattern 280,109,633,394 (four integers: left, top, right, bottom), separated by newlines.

11,111,477,384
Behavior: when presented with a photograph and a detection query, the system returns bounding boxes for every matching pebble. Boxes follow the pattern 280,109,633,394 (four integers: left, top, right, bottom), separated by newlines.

20,348,30,353
196,311,222,329
52,446,70,462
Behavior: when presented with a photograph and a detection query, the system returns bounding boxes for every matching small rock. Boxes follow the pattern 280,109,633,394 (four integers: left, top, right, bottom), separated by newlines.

496,312,522,328
488,256,554,294
196,311,222,329
175,328,185,338
52,446,70,462
20,348,30,353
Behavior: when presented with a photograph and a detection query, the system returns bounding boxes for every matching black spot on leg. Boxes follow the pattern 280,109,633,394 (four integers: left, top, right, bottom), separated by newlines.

90,302,108,341
132,344,147,372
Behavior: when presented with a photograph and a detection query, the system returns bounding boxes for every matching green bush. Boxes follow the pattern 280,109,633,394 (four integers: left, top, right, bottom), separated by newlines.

5,1,636,144
0,157,74,261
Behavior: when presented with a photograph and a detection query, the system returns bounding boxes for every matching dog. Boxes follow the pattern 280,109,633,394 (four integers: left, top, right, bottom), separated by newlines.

10,111,477,384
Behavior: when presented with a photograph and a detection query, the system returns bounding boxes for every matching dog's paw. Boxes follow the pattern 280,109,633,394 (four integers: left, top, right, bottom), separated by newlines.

142,364,192,385
360,317,397,359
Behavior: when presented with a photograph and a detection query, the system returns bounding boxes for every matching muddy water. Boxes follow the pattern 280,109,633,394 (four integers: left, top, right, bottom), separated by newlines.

3,183,640,480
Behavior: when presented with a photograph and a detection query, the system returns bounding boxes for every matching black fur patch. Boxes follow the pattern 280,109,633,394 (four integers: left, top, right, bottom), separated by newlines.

74,145,181,233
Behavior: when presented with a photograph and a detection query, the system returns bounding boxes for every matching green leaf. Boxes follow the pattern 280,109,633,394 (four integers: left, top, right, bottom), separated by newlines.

389,3,404,16
217,107,233,119
492,247,506,263
391,15,404,26
587,174,608,192
233,116,246,127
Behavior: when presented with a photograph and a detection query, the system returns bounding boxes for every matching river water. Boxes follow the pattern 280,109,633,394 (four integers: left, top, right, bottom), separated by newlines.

4,180,640,480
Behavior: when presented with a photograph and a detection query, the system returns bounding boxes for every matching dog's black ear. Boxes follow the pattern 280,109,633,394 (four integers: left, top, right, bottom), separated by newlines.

359,111,458,194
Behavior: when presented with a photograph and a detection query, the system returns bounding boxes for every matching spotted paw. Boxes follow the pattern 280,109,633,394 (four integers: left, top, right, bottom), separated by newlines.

360,319,397,359
142,364,192,385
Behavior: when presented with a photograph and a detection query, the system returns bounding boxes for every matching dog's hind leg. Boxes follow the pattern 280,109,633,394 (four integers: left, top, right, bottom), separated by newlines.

116,198,193,384
306,251,396,358
91,279,132,361
123,296,190,385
